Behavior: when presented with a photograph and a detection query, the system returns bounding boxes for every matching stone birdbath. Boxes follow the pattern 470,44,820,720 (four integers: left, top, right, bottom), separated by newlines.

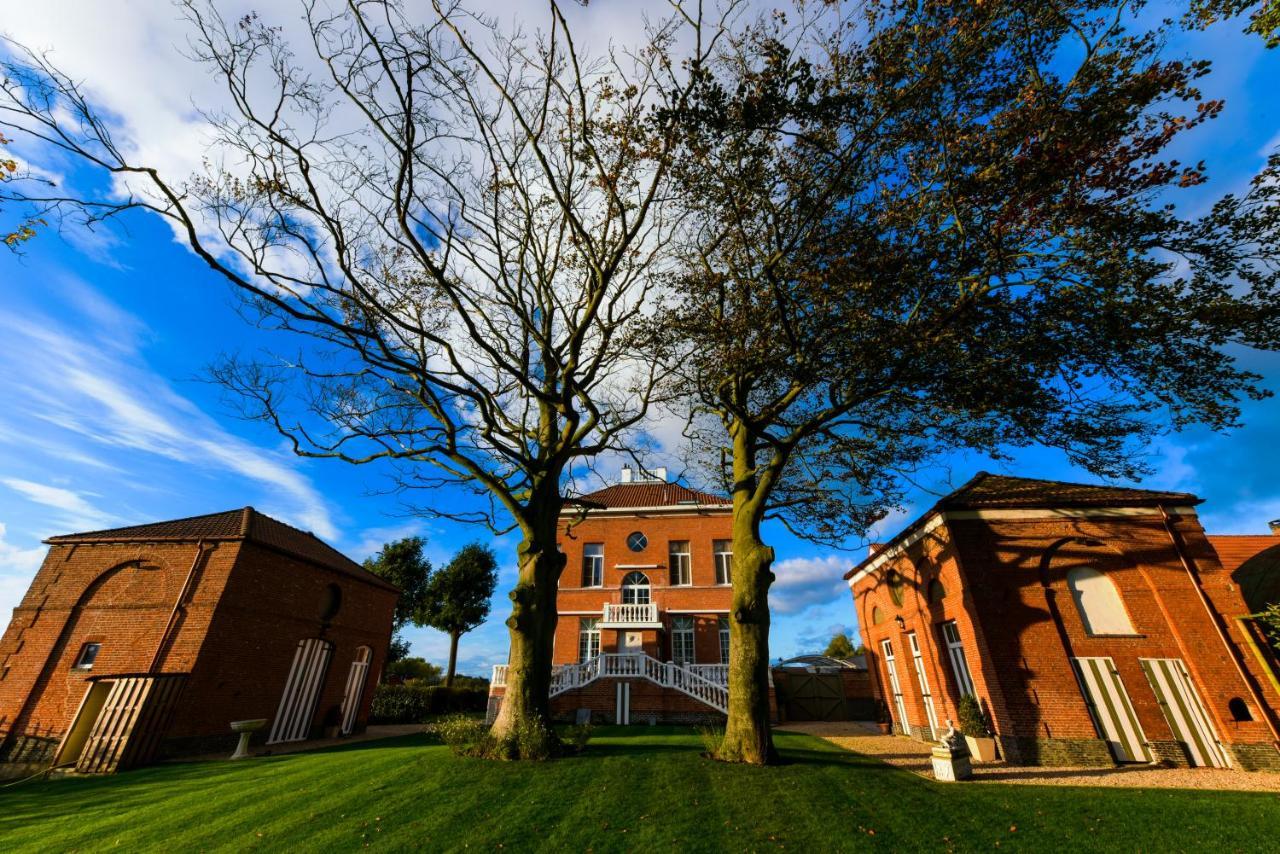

229,718,268,760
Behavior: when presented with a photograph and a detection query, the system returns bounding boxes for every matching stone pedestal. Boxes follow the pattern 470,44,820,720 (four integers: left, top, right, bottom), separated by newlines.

229,718,268,760
930,719,972,781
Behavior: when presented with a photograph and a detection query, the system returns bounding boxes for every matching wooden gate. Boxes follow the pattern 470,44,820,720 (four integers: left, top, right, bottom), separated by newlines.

339,646,372,736
1141,658,1229,768
776,670,846,721
1072,657,1151,763
69,673,187,774
269,638,333,744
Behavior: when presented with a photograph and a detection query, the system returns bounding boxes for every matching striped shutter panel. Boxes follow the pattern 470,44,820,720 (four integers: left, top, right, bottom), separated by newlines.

1072,657,1151,763
1140,658,1229,768
339,648,372,736
268,638,334,744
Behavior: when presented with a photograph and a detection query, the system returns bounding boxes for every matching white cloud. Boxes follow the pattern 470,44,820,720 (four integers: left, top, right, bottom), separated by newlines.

0,478,117,531
0,522,47,635
770,554,854,615
0,299,339,541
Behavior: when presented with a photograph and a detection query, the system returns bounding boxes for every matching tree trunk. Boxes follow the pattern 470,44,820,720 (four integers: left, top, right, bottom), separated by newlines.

716,517,779,764
488,511,565,757
445,631,459,688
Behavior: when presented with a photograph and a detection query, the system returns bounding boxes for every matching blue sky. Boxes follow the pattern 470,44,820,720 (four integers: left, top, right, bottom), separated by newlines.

1,3,1278,675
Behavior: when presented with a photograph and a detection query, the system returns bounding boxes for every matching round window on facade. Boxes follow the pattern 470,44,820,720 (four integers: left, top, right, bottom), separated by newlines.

626,531,648,552
320,583,343,621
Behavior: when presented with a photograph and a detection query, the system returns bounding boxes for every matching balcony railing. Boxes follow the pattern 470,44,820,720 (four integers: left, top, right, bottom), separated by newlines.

600,602,660,626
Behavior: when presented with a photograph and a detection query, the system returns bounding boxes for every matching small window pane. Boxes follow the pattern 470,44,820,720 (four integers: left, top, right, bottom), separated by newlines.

669,541,691,586
578,618,601,662
622,572,650,605
582,543,604,587
718,617,730,665
713,540,733,585
672,616,695,665
74,642,101,670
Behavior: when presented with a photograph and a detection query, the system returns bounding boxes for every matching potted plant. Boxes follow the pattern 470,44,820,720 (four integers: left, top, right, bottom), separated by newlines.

875,699,893,734
958,694,998,762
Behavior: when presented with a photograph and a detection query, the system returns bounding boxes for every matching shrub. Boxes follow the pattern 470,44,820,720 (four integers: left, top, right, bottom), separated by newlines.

434,714,489,754
369,684,489,724
563,723,594,754
957,694,991,737
514,714,556,761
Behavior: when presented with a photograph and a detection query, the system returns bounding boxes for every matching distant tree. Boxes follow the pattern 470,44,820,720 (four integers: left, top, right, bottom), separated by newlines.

662,0,1280,764
386,657,444,684
419,543,499,687
364,536,433,662
823,634,856,660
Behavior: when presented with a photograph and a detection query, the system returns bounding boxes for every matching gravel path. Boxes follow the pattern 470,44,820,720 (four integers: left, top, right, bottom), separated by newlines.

779,721,1280,792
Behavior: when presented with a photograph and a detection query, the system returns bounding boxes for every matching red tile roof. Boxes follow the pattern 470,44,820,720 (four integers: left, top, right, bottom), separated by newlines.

46,507,397,591
567,482,731,511
845,472,1202,580
941,473,1199,509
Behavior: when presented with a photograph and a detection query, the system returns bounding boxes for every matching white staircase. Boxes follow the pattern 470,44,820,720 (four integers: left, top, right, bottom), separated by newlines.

490,653,729,713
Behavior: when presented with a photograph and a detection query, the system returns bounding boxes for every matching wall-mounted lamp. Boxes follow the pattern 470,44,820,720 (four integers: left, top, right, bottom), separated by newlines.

894,615,906,629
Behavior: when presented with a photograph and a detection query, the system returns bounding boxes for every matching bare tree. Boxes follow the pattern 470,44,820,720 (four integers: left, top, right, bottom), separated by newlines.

662,0,1280,764
0,0,735,756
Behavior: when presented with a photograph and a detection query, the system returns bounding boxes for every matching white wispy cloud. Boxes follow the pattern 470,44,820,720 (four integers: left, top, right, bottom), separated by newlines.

0,479,117,531
0,522,48,635
770,554,854,615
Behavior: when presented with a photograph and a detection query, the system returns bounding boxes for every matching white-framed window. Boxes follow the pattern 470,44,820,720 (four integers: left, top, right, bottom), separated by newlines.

713,539,733,585
73,642,101,671
939,621,976,698
718,616,730,665
907,632,940,739
621,571,651,604
669,540,691,586
672,615,695,665
1066,567,1137,635
582,543,604,587
578,618,601,662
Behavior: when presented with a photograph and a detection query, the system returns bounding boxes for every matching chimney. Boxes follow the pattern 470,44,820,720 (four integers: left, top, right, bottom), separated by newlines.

620,465,634,484
649,467,669,483
1270,519,1280,536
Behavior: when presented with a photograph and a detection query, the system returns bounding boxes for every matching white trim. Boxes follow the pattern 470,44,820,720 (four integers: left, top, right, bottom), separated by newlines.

561,505,732,517
945,505,1197,521
847,514,946,588
666,608,731,614
614,563,660,570
846,505,1200,588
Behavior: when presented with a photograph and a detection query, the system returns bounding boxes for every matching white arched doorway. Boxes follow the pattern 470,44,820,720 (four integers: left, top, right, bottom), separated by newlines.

339,646,373,736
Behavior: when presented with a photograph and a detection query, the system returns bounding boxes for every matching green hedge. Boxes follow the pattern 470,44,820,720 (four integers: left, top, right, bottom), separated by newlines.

369,684,489,723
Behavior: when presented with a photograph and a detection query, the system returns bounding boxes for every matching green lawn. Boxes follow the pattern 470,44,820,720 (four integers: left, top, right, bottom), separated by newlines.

2,727,1277,852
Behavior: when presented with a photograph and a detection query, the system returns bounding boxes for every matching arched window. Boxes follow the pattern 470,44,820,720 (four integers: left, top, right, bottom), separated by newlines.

871,606,885,626
1066,567,1135,635
926,579,946,604
319,583,343,621
885,570,905,607
621,572,650,605
1229,697,1253,722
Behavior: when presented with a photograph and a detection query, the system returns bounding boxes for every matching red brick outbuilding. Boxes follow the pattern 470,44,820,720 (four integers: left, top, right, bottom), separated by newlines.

0,508,397,771
848,473,1280,770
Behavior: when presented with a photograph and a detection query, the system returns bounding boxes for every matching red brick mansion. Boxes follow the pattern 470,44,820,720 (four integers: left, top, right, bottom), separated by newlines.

849,473,1280,771
488,468,738,725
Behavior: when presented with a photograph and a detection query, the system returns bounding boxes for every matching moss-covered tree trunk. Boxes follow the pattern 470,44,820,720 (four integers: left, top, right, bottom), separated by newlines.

715,420,780,765
489,509,565,756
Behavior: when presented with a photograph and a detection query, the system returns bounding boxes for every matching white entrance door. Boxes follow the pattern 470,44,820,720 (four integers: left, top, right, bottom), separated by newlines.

1141,658,1229,768
269,638,333,744
338,646,372,736
1072,656,1150,763
880,639,910,735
